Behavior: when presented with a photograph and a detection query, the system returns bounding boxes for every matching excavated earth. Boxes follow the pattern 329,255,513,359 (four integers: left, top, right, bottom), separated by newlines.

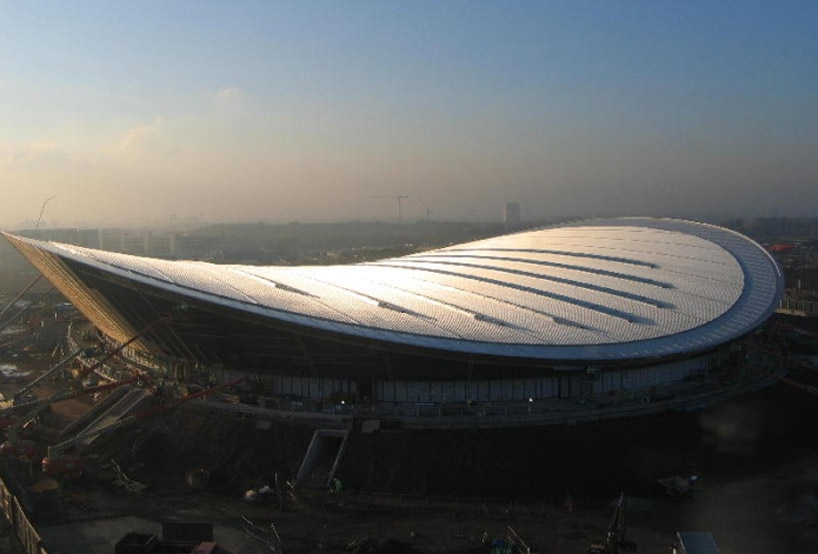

33,376,818,554
2,316,818,552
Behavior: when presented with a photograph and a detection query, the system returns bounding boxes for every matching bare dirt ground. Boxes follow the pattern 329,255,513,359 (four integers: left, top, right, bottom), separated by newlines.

8,396,817,554
10,452,818,554
1,321,817,553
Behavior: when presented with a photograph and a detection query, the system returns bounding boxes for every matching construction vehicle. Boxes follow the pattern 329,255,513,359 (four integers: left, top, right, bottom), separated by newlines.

588,494,634,554
42,378,243,479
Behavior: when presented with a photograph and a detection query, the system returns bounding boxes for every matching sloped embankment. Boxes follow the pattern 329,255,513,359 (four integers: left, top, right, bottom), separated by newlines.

91,407,315,494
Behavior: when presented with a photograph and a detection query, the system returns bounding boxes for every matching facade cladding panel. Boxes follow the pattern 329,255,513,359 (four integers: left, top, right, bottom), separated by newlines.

3,218,782,369
372,355,708,403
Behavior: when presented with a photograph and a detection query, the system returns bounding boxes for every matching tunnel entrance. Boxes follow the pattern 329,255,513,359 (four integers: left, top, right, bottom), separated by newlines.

295,428,350,489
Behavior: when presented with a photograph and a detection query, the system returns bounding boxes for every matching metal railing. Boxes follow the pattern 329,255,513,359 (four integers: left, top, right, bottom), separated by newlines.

188,364,783,430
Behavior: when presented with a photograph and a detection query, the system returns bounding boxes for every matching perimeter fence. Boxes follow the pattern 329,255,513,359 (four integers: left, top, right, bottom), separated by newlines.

0,471,50,554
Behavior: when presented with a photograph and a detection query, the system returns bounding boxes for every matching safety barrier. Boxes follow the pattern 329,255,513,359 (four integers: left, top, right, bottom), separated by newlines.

0,472,50,554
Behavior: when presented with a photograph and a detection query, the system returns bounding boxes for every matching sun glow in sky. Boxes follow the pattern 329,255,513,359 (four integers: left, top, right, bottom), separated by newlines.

1,1,816,228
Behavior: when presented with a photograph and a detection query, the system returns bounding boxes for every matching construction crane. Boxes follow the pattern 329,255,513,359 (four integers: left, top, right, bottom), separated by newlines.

11,346,85,403
0,310,185,463
672,532,722,554
35,195,55,231
0,376,141,460
0,314,172,418
72,314,173,383
0,320,165,439
0,275,43,322
371,194,410,223
415,195,433,222
0,285,56,337
42,378,244,479
588,493,633,554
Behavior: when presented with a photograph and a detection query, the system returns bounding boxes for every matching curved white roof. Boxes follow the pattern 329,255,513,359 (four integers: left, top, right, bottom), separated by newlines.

4,218,783,361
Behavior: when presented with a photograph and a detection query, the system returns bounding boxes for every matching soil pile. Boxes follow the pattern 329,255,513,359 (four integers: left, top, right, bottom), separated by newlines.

91,407,314,495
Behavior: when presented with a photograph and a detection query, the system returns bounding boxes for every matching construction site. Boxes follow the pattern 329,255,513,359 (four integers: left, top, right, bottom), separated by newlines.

0,219,817,553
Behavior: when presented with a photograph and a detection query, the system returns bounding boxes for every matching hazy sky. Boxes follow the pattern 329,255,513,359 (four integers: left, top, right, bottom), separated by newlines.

1,1,816,228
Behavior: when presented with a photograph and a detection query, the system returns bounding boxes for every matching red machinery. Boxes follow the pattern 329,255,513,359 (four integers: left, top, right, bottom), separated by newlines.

0,377,141,459
0,315,175,459
42,379,243,479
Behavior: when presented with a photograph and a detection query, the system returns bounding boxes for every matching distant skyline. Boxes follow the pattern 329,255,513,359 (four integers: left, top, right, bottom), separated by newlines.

1,1,816,229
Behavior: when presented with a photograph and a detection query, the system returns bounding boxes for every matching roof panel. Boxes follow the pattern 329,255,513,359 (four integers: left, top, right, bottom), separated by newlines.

3,217,783,362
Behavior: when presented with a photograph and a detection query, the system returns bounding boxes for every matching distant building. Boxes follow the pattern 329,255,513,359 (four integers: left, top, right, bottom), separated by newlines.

18,228,178,258
17,228,102,249
504,202,521,224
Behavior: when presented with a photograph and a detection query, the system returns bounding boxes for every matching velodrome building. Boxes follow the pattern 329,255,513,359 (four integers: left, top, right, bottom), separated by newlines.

3,218,784,426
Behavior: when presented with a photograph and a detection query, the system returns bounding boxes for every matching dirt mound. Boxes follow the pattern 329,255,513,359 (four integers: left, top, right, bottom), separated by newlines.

90,407,314,494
